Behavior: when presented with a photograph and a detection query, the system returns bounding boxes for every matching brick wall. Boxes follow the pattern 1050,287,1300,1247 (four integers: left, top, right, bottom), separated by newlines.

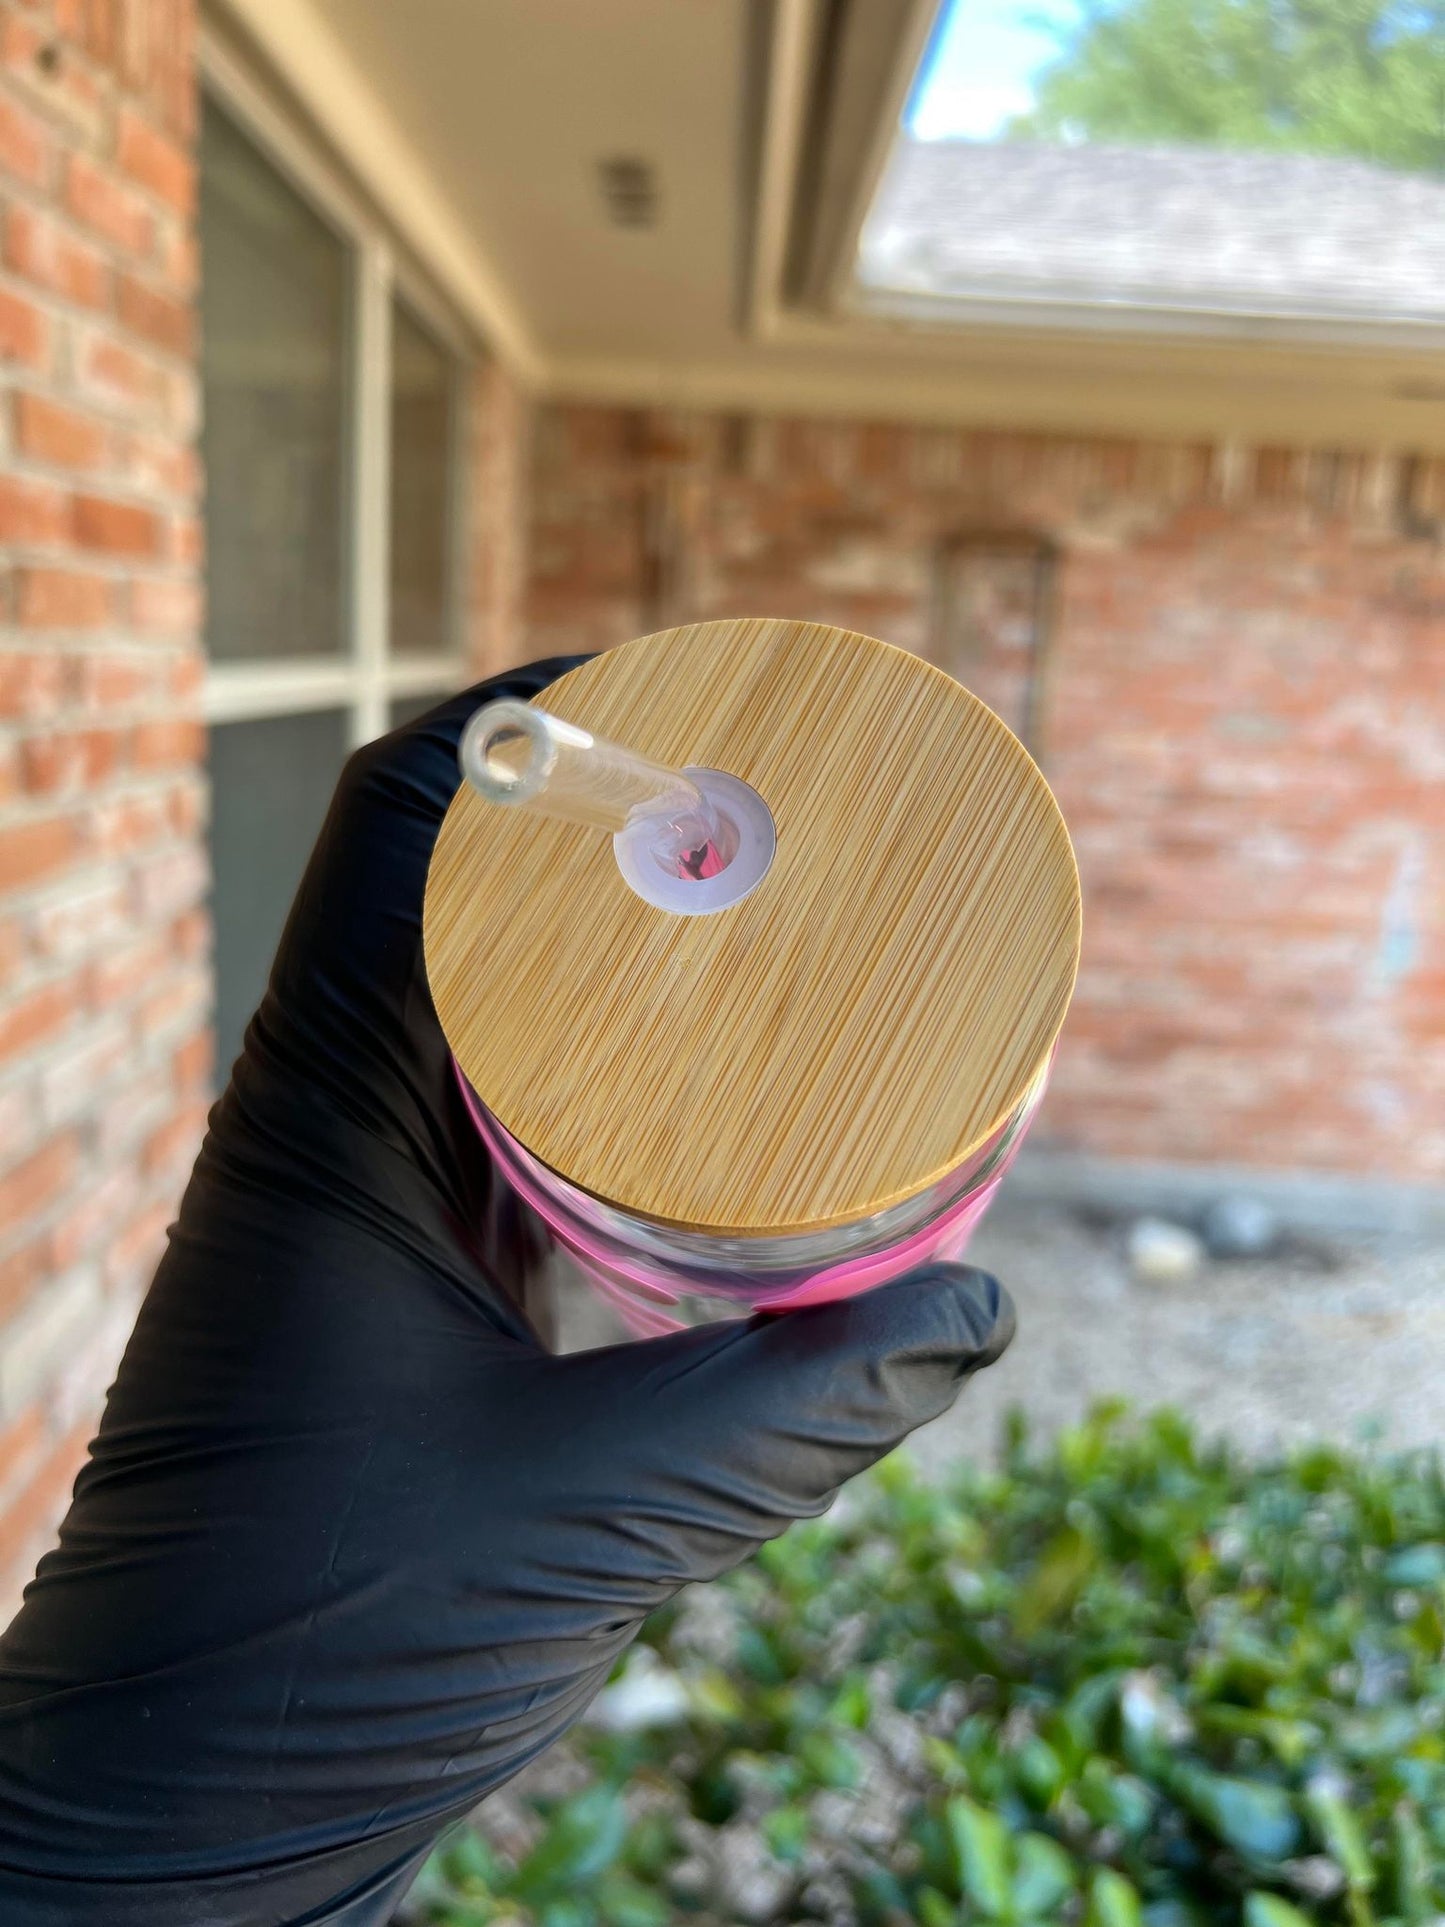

469,353,532,678
0,0,203,1607
526,405,1445,1185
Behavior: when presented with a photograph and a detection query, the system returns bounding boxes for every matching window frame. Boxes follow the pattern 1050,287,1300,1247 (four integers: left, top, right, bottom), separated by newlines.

199,28,473,749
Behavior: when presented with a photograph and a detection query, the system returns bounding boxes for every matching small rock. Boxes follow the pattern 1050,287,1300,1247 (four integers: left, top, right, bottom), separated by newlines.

590,1649,690,1731
1127,1216,1204,1284
1201,1194,1279,1260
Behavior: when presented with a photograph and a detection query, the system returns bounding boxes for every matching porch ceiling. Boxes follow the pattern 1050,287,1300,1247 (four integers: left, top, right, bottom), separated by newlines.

306,0,748,365
240,0,1445,450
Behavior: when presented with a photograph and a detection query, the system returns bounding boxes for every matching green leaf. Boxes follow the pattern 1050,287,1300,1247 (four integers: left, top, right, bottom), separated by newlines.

947,1795,1015,1918
1244,1894,1316,1927
597,1872,672,1927
917,1885,961,1927
1015,1526,1097,1636
538,1902,592,1927
830,1672,872,1729
1391,1803,1433,1922
1016,1736,1066,1807
1172,1766,1301,1862
799,1728,861,1789
437,1826,499,1891
1142,1904,1212,1927
762,1802,810,1863
1306,1780,1372,1883
1087,1868,1145,1927
1012,1831,1076,1915
686,1667,745,1724
734,1623,787,1685
620,1809,674,1883
1305,1782,1376,1892
1384,1544,1445,1587
509,1787,628,1903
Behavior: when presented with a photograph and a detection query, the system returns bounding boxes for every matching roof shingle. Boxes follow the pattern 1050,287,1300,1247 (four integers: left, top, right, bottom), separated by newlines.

858,139,1445,323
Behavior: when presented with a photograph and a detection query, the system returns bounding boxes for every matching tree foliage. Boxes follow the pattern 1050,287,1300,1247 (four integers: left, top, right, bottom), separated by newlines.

1008,0,1445,174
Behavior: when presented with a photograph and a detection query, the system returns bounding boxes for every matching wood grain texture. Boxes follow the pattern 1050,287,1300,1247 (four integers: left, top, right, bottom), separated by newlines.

424,619,1080,1236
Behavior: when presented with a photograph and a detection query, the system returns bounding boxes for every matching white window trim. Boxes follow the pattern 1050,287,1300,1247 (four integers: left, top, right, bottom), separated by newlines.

199,27,475,749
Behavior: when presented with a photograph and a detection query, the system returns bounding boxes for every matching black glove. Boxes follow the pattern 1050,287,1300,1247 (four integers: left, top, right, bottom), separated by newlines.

0,658,1014,1927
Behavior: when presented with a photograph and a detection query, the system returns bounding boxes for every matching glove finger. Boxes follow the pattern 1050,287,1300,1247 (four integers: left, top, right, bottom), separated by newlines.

209,661,587,1320
543,1265,1013,1603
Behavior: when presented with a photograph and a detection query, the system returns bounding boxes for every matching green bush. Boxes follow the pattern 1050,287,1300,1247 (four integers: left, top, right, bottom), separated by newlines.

408,1406,1445,1927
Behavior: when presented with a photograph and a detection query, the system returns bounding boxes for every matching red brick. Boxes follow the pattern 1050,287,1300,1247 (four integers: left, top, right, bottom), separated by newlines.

0,1082,33,1166
170,906,208,960
127,573,198,635
0,1420,91,1577
87,929,166,1008
130,715,200,769
0,475,71,545
71,651,153,708
164,773,202,836
13,565,111,630
133,843,205,918
115,106,192,213
166,650,203,700
0,1406,45,1497
136,967,203,1041
89,788,167,858
72,492,162,556
119,428,194,499
141,1098,206,1179
104,1197,170,1286
0,977,73,1062
1,10,102,142
75,0,120,68
0,1242,48,1329
0,90,50,188
168,512,202,567
21,727,125,793
76,331,167,412
0,286,51,368
5,204,111,309
30,874,129,961
0,649,67,719
116,270,190,354
49,1166,132,1268
0,1133,78,1230
172,1026,212,1091
14,392,114,472
0,918,22,989
39,1016,130,1124
0,815,80,893
63,153,154,255
155,220,196,294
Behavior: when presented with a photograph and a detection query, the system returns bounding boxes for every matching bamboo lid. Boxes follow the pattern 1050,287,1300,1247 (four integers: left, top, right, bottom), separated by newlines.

424,618,1080,1237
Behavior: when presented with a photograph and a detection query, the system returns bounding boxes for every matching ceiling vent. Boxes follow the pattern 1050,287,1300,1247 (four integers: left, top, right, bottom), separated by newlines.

597,156,659,229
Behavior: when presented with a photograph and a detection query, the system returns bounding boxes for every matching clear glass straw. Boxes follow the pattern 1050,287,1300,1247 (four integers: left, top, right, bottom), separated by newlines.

458,699,737,879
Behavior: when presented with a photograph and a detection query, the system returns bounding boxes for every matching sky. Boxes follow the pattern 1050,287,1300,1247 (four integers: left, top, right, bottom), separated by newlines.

906,0,1084,141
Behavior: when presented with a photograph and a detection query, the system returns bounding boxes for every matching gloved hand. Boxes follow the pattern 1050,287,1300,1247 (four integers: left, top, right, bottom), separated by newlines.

0,658,1014,1927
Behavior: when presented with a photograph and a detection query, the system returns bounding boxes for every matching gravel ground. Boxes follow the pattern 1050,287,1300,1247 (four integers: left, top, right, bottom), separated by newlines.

553,1199,1445,1466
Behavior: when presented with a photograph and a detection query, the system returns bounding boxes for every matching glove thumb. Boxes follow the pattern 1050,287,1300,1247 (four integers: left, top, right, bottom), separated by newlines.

548,1265,1014,1599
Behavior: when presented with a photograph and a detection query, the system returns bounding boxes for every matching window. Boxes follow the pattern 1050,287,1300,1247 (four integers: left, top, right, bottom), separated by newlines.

930,535,1055,752
390,298,461,657
200,52,471,1079
850,0,1445,334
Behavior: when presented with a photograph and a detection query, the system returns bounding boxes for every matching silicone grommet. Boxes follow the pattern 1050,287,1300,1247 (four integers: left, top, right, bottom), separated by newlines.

613,768,775,915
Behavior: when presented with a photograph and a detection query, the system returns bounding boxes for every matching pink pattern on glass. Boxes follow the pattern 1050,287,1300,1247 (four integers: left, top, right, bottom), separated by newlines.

456,1062,1043,1338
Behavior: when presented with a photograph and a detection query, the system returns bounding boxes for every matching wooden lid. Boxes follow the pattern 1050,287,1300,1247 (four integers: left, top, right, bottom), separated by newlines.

424,618,1080,1237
